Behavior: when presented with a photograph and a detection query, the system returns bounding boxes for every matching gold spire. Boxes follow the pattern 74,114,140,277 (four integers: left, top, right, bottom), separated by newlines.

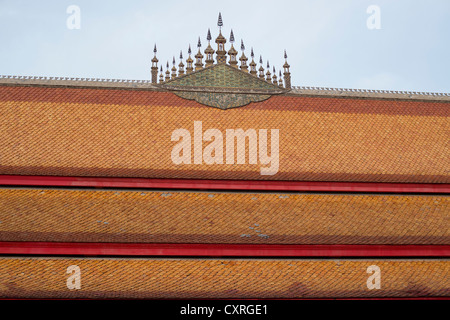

278,70,283,87
258,56,265,79
159,65,164,83
265,61,271,82
239,40,248,72
283,50,291,89
249,48,257,76
165,61,170,81
186,44,193,74
272,67,278,85
204,28,215,67
171,56,177,78
178,51,185,76
228,30,238,68
151,44,159,84
194,37,204,71
215,13,227,64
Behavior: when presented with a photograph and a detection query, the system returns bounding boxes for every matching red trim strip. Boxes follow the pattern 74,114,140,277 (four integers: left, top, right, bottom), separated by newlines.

1,297,449,300
0,242,448,257
0,175,448,193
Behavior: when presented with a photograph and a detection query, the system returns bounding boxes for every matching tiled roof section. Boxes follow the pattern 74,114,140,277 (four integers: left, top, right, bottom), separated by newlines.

0,189,448,244
0,86,449,183
162,64,281,91
0,257,448,298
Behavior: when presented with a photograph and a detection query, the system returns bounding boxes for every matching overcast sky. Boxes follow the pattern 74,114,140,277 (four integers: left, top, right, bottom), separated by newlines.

0,0,449,92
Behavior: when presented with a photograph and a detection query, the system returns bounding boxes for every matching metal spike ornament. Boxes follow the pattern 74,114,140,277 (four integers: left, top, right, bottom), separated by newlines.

173,57,175,65
230,30,235,43
207,29,212,41
180,50,183,59
259,55,263,64
218,12,223,29
188,44,192,55
153,44,157,54
197,37,201,48
241,40,245,51
284,50,287,59
251,48,254,58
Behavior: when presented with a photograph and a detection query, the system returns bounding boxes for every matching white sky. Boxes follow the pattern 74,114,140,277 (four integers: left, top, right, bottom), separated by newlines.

0,0,449,92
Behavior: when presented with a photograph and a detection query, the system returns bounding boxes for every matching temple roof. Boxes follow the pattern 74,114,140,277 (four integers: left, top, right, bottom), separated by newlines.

0,84,448,183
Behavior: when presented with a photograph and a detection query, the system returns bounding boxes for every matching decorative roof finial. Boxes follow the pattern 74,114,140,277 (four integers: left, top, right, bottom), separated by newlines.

171,56,177,78
239,40,248,72
283,50,291,89
266,61,272,82
272,67,278,84
186,44,194,74
215,22,227,64
205,29,215,67
165,61,170,81
159,65,164,83
151,43,159,83
227,31,238,67
153,44,157,55
249,48,257,76
258,56,265,79
195,37,204,70
178,51,185,76
218,12,223,30
230,29,235,43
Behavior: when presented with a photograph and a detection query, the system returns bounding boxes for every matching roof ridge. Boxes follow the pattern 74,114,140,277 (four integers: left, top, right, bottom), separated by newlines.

291,85,450,97
1,75,449,101
0,74,153,84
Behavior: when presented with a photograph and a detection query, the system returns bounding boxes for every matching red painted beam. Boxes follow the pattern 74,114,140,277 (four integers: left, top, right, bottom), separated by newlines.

1,297,449,300
0,242,448,257
0,175,448,193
